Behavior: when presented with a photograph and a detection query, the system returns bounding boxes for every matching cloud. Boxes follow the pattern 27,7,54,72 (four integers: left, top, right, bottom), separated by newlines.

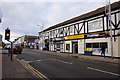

42,2,106,27
0,0,118,42
2,0,119,2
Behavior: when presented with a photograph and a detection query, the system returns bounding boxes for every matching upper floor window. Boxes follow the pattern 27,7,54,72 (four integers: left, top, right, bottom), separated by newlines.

70,25,74,33
60,29,63,34
88,18,103,30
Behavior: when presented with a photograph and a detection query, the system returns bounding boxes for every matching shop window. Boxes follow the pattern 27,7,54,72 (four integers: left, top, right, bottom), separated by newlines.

66,44,70,50
100,42,107,48
86,42,108,53
86,43,92,48
86,42,107,48
93,43,99,48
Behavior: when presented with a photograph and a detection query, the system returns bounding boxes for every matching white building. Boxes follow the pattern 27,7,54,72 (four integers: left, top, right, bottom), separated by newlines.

39,2,120,58
14,35,39,47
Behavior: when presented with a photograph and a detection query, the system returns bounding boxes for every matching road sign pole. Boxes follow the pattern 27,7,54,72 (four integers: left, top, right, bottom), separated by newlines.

8,40,13,61
11,42,13,61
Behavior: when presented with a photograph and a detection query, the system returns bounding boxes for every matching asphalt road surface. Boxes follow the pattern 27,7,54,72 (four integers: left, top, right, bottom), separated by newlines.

17,49,120,79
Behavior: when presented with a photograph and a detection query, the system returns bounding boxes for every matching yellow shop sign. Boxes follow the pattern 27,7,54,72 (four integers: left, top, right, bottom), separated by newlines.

65,34,84,40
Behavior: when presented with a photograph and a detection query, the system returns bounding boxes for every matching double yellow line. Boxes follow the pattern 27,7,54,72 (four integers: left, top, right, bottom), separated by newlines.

20,59,49,80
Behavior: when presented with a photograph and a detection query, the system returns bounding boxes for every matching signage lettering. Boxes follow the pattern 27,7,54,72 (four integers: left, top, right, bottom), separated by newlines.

65,34,84,40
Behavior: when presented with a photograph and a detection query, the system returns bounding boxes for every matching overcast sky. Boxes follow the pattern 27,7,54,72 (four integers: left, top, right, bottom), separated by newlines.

0,0,118,42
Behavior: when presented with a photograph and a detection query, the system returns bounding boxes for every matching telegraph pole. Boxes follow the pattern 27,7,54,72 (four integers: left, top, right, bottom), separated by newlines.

106,0,113,58
109,0,113,59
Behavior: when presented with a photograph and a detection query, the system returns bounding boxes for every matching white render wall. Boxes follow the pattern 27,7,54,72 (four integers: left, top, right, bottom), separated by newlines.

49,42,54,51
78,39,85,54
108,37,119,57
118,37,120,57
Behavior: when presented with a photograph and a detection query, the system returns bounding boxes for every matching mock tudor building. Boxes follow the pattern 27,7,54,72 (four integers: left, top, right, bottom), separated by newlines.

39,1,120,58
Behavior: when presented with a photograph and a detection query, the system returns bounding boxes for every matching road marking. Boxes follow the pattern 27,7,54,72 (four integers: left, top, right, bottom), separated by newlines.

18,59,44,79
50,58,56,60
37,60,42,61
22,60,49,80
23,58,73,65
57,59,73,64
50,58,73,65
87,67,120,77
22,60,44,79
26,61,33,63
18,59,49,80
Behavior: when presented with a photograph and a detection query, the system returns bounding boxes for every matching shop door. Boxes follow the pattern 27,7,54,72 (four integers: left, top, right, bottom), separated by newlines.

54,43,57,51
56,43,60,52
45,42,49,51
72,42,78,53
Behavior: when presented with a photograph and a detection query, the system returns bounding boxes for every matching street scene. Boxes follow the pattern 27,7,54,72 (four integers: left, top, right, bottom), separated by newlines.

0,0,120,80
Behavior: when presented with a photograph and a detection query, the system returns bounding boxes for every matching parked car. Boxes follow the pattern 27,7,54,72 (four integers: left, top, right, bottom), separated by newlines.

9,44,22,54
43,47,47,50
13,44,22,54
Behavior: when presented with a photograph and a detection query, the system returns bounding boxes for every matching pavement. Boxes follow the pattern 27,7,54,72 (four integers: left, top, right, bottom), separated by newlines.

33,49,120,65
0,51,2,80
2,53,37,80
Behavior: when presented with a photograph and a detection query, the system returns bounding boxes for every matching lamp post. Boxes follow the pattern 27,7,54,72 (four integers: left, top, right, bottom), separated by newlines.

37,22,44,50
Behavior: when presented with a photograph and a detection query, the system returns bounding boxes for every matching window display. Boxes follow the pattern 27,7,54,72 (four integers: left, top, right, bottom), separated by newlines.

66,44,70,50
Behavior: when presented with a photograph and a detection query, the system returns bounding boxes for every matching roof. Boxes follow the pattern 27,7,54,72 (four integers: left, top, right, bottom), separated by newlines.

39,1,120,33
24,35,38,38
14,35,38,41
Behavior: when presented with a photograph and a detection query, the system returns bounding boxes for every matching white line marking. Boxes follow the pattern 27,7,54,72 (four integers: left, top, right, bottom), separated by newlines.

87,67,120,76
37,60,42,61
56,59,72,64
26,61,33,63
26,58,73,65
50,58,56,60
37,58,54,62
69,63,72,64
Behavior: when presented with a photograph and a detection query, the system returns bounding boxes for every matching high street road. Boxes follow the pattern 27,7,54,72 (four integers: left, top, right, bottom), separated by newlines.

16,49,120,79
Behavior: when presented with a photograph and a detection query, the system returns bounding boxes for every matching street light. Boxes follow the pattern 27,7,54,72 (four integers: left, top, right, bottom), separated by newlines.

37,22,44,50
